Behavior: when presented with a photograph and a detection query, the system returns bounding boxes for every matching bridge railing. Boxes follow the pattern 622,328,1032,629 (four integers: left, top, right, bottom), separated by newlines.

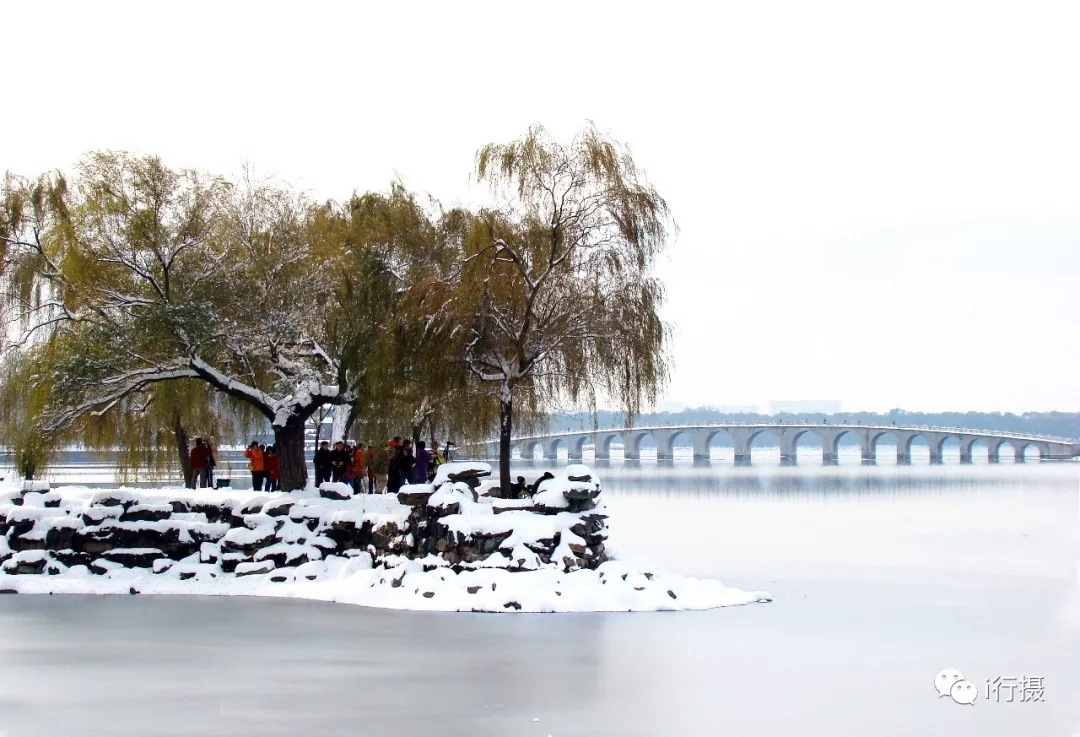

478,422,1078,446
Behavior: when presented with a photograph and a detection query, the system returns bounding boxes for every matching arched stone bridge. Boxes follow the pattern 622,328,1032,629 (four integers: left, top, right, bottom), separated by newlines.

466,424,1080,465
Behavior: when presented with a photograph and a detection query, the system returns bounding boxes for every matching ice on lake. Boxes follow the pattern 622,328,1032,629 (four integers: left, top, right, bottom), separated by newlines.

0,460,1076,736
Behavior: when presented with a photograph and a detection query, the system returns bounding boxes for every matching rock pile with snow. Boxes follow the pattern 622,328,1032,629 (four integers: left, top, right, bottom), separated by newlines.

0,465,771,613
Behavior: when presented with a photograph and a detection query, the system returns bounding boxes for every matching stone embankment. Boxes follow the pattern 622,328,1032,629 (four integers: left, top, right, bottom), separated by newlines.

0,464,608,582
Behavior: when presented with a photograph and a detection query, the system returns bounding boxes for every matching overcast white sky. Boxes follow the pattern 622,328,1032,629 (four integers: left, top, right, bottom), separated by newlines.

4,0,1078,413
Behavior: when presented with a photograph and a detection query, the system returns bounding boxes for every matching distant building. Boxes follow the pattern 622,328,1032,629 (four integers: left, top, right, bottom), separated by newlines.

714,405,760,414
769,400,842,415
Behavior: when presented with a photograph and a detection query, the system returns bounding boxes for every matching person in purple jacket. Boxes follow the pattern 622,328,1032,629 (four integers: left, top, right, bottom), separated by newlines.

412,440,430,484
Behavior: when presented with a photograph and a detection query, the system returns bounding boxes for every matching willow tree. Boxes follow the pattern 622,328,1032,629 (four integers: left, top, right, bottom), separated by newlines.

0,154,409,491
0,350,60,480
453,124,673,494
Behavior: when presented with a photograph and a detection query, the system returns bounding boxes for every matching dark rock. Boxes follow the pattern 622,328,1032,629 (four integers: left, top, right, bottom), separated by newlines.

503,601,522,610
180,571,197,581
256,548,311,568
89,560,115,575
44,525,79,550
237,498,265,515
667,590,677,600
52,550,92,568
7,519,35,541
44,498,61,508
397,489,434,507
235,560,275,576
72,530,116,556
8,535,45,552
92,493,130,508
319,486,352,501
13,560,48,575
169,501,191,514
0,589,17,594
129,587,139,595
467,585,481,594
190,502,229,523
121,506,171,523
81,507,121,526
422,591,435,598
262,500,293,518
101,549,163,568
220,553,247,574
567,473,592,482
563,488,592,502
446,468,490,485
493,503,534,514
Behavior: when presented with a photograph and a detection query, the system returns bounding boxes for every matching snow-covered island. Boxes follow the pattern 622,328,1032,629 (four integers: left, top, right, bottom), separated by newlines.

0,464,770,613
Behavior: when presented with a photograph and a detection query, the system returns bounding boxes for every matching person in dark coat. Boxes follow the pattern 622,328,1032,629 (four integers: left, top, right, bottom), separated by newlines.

387,444,407,495
329,441,349,483
527,471,555,498
412,440,430,484
400,441,416,485
313,441,332,485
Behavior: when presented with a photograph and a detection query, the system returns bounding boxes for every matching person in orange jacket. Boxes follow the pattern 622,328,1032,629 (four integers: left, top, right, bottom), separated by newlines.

349,442,367,495
366,445,378,494
244,441,265,491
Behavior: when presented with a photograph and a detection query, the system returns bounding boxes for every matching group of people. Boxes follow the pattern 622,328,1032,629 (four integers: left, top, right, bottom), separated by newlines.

243,441,283,491
311,436,450,495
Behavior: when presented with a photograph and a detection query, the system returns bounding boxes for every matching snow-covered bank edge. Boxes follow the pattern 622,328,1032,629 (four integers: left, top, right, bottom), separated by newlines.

0,556,772,613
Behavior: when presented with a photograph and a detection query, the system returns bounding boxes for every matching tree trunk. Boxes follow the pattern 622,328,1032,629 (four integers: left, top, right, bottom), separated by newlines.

173,409,192,488
412,425,422,449
275,419,308,492
313,409,324,447
20,457,36,481
498,385,513,498
331,404,355,443
343,405,357,441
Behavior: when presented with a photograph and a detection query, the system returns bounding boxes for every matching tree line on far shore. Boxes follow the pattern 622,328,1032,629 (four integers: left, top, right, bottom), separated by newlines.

0,124,673,492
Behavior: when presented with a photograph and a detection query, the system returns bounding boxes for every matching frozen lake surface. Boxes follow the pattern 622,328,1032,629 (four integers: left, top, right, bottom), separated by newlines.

1,459,1077,736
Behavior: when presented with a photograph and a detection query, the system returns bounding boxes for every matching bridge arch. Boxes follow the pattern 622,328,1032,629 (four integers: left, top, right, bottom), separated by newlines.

658,430,694,461
545,438,569,460
829,429,864,465
569,435,589,460
792,428,827,465
899,433,933,464
961,436,987,464
595,432,623,460
991,439,1015,463
699,429,735,462
928,433,960,464
523,439,544,460
1017,441,1044,462
624,430,655,460
869,431,900,464
747,428,782,466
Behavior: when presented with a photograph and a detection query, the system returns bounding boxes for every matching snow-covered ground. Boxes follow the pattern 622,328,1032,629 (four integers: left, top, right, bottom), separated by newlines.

0,466,771,613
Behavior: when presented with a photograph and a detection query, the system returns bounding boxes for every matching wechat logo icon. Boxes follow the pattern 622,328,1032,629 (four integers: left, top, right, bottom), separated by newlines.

935,668,977,705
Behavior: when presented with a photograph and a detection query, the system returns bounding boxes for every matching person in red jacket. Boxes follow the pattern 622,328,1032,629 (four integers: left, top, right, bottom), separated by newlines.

264,445,281,491
189,438,212,489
